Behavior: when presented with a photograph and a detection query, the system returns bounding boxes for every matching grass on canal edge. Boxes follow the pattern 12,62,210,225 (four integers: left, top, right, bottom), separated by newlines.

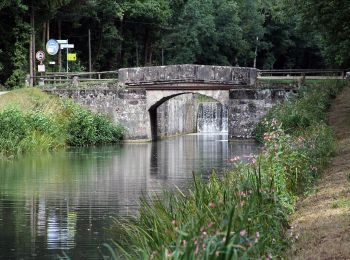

0,88,124,158
107,80,349,259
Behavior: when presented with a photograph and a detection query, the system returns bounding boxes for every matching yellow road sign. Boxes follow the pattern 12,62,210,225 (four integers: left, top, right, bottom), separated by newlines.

67,53,77,61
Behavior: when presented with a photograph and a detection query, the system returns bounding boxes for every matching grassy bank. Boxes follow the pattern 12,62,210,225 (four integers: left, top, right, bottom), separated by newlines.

109,80,348,259
0,88,124,157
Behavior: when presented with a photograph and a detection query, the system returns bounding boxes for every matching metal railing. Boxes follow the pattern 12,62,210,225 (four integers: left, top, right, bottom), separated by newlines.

31,68,349,87
259,69,348,79
33,70,119,86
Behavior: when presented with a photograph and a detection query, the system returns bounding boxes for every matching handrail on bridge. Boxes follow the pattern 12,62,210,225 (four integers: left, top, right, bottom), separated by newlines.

32,70,119,86
259,69,348,77
31,67,349,87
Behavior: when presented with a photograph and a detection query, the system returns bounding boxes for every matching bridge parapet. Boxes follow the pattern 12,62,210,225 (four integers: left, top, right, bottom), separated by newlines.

119,65,257,87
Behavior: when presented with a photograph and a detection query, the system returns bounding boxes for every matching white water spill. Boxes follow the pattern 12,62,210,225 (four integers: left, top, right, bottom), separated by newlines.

197,102,228,133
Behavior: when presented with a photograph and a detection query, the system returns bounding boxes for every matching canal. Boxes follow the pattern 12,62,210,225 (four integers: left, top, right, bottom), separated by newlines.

0,134,259,259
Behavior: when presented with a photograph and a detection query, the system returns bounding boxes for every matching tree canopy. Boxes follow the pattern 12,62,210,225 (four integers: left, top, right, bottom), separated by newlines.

0,0,349,87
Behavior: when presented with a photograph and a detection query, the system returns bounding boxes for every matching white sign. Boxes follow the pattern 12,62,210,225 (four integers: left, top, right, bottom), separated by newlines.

57,39,68,44
35,51,45,62
38,64,45,72
46,39,59,55
60,44,74,49
49,61,56,65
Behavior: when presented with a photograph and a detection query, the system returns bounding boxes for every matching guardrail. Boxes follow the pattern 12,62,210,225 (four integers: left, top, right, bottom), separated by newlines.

31,68,349,87
32,70,119,86
259,69,348,79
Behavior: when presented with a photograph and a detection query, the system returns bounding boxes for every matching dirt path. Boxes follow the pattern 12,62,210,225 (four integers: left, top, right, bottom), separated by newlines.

288,86,350,259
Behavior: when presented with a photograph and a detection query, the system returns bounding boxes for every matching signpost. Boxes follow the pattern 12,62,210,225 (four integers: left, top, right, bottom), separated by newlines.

35,51,45,62
45,39,76,73
36,50,46,73
46,39,59,55
67,53,77,61
60,43,75,73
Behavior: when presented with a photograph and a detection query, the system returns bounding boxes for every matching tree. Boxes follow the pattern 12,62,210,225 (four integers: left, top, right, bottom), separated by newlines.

287,0,350,68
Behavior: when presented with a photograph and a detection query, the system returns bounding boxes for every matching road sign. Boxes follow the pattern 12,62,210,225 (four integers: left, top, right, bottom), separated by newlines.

35,51,45,62
67,53,77,61
38,64,45,72
46,39,59,55
60,44,74,49
57,39,68,44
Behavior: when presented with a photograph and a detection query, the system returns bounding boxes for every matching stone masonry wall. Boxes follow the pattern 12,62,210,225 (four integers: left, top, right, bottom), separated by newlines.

46,89,150,140
157,94,197,138
228,88,295,139
46,89,200,140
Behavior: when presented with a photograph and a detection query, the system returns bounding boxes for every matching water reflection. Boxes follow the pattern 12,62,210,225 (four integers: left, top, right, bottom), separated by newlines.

0,134,259,259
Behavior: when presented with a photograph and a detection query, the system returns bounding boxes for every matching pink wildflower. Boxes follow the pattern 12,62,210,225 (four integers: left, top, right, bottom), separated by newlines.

240,229,246,237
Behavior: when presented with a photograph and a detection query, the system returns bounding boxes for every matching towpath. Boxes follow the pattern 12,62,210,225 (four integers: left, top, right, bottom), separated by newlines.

289,86,350,258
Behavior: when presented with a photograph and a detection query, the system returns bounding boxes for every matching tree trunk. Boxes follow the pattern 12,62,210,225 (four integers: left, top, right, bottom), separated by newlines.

144,29,149,65
42,22,46,49
58,19,61,72
29,3,35,87
46,20,50,42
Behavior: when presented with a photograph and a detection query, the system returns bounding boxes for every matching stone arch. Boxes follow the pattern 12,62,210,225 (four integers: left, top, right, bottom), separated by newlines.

146,90,229,140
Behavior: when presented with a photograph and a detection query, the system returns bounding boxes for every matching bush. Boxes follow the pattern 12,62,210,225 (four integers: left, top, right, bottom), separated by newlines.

0,97,124,157
64,101,124,146
255,80,347,142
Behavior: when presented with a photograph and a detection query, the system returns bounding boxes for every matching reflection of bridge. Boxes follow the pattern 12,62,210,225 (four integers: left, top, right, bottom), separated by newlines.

48,64,295,141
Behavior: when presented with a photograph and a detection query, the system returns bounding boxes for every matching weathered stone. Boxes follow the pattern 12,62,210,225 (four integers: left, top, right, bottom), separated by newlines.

346,72,350,80
118,65,257,86
46,64,299,141
228,89,292,139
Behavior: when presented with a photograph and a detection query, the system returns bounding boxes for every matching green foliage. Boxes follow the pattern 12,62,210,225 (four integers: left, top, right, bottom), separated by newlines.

255,80,347,142
3,0,345,86
287,0,350,68
0,90,124,157
0,107,65,156
63,101,124,146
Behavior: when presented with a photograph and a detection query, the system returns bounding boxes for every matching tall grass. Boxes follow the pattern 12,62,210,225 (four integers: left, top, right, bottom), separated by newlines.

0,88,124,157
255,79,347,141
109,80,348,259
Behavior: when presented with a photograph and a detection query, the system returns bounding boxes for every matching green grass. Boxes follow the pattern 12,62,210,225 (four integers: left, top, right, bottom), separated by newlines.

108,80,348,259
0,88,124,157
255,79,347,142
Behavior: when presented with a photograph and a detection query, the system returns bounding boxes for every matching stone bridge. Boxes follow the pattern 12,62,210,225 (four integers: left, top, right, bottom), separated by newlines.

49,65,295,141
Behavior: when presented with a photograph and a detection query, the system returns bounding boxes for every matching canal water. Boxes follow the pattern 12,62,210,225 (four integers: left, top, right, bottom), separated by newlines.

0,134,259,259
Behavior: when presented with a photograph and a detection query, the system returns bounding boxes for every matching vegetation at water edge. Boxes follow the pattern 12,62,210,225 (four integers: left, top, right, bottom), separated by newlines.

107,80,348,259
0,88,124,157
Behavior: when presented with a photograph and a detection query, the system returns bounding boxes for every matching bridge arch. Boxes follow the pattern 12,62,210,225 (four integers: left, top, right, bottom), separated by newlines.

147,90,229,140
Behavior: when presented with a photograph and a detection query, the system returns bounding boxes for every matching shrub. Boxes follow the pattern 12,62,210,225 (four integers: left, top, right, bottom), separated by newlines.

0,95,124,157
63,101,124,146
256,80,347,142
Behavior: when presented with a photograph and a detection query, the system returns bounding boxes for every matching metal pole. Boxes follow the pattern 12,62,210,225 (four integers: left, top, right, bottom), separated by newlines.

161,48,164,66
253,36,258,68
88,29,92,78
66,48,68,80
136,42,139,67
